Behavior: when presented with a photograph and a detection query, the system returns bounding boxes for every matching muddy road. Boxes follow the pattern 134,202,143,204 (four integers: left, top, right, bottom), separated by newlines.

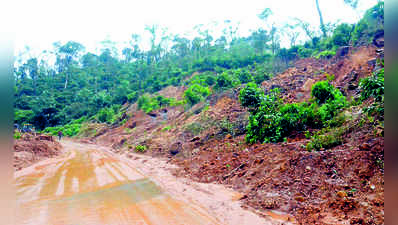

15,140,280,225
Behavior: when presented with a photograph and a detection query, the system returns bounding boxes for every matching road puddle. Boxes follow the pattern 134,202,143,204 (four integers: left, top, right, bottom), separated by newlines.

15,146,222,225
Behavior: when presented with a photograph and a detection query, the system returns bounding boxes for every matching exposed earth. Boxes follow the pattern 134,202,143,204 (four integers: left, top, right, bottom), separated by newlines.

14,45,384,224
15,140,286,225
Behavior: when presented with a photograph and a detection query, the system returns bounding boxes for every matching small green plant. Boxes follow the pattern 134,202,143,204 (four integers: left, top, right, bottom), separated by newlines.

184,122,204,135
315,50,336,59
162,125,172,131
14,131,22,139
124,128,132,134
311,81,336,104
184,84,211,105
306,127,344,151
135,145,147,153
239,82,265,111
215,71,237,90
137,94,177,113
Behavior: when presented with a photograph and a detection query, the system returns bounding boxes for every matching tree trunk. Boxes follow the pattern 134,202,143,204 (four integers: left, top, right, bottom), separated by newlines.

315,0,327,37
64,73,68,89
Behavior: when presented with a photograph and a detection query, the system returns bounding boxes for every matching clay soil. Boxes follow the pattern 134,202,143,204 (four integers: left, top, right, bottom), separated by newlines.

14,134,62,170
88,45,384,224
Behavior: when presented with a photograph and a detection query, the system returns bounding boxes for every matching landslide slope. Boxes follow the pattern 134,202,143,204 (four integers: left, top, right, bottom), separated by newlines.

88,45,384,224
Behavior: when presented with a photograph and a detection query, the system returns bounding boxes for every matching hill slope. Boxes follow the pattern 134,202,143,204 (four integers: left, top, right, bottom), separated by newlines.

83,45,384,224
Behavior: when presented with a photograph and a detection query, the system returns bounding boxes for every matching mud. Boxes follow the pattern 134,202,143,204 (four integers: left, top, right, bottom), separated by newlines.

15,140,282,225
86,45,384,224
14,134,62,171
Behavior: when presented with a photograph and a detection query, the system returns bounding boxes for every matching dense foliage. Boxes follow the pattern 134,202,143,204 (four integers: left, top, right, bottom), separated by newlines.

14,1,384,136
241,81,346,144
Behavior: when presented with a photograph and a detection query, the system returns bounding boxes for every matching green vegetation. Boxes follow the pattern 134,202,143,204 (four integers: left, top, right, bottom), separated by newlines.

13,1,384,135
315,50,336,59
162,125,172,131
360,60,384,122
306,127,344,151
241,81,346,144
239,82,265,111
14,130,22,139
137,94,180,113
184,84,211,105
135,145,147,153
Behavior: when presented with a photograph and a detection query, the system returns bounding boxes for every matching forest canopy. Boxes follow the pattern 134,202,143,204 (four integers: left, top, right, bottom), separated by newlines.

14,1,384,132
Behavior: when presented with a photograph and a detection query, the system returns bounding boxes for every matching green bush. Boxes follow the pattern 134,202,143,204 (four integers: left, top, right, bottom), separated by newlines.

15,109,34,125
351,2,384,45
184,84,211,105
243,81,346,144
315,50,336,59
239,82,264,111
135,145,147,152
97,107,115,123
332,23,354,46
306,128,344,151
43,122,82,137
14,131,22,139
298,47,314,58
360,67,384,103
205,75,216,86
360,65,384,117
215,71,236,89
311,81,336,104
137,94,176,113
236,68,253,84
127,91,138,103
162,125,172,131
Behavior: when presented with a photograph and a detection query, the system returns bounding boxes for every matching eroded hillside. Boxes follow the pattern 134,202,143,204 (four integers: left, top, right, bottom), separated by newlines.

82,45,384,224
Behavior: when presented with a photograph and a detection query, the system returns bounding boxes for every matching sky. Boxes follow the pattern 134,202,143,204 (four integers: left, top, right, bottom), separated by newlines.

8,0,378,59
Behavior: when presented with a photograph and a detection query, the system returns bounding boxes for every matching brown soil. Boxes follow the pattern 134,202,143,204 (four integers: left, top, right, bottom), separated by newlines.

88,45,384,224
14,134,62,170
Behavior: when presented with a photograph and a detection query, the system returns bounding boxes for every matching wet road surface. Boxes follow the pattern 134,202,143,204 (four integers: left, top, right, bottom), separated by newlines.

14,141,222,225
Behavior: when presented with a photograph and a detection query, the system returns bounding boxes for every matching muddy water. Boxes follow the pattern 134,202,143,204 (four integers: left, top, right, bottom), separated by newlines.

14,144,222,225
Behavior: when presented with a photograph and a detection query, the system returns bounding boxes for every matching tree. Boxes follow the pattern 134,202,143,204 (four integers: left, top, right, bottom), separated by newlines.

258,8,280,54
55,41,85,89
315,0,327,38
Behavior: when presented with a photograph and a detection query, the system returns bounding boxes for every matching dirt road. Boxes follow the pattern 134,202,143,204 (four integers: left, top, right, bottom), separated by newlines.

15,140,280,225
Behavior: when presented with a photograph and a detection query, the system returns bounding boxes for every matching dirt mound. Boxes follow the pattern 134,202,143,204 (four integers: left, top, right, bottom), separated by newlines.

170,126,383,224
14,134,62,170
261,46,378,103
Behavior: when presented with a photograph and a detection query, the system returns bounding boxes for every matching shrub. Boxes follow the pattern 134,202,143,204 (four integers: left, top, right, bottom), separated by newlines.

215,71,235,89
360,67,384,103
184,84,211,105
236,69,253,83
306,127,344,151
162,125,172,131
135,145,147,152
127,91,138,103
97,107,115,123
311,81,336,104
137,94,176,113
315,50,336,59
205,75,216,86
360,65,384,118
14,130,21,139
239,82,264,111
297,47,313,58
242,81,346,144
14,109,34,125
332,23,354,46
